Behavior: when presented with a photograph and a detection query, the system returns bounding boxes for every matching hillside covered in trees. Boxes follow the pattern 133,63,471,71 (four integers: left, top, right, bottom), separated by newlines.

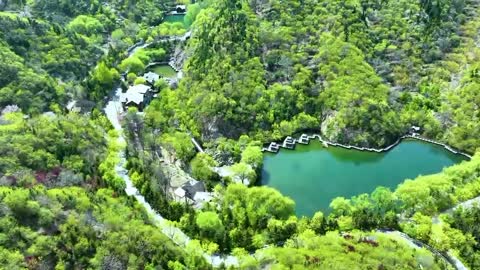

1,0,480,269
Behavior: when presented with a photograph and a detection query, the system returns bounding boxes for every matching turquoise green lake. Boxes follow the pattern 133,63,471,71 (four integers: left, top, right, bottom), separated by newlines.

164,14,187,27
149,65,177,78
261,139,467,216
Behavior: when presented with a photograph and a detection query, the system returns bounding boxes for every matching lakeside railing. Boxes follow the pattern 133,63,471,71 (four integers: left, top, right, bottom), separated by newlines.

262,133,472,159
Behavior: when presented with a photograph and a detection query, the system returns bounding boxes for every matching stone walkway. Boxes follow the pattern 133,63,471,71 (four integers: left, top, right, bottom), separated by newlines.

106,29,474,269
127,31,192,58
104,88,238,267
262,133,472,159
105,88,472,269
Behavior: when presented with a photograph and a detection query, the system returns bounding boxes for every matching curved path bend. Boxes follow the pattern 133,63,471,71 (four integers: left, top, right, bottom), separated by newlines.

443,196,480,215
104,90,469,269
380,230,467,270
104,88,238,267
127,31,191,57
104,28,472,269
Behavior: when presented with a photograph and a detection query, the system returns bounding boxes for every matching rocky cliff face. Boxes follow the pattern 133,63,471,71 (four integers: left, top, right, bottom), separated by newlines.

320,111,341,141
160,146,196,188
200,115,248,142
171,44,186,71
320,110,389,147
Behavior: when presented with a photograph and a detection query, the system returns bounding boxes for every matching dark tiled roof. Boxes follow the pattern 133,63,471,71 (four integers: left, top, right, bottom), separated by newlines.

182,181,206,199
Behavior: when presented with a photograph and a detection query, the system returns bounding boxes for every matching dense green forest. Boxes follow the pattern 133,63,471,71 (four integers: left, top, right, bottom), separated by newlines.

151,0,479,148
1,0,480,269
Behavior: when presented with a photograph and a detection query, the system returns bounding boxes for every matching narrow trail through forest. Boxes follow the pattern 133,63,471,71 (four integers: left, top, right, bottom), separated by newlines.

104,32,239,266
104,88,470,269
101,28,474,270
381,230,467,270
104,88,239,267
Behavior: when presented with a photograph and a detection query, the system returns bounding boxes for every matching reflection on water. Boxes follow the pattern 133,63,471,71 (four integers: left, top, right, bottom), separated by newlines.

329,147,385,164
262,140,467,217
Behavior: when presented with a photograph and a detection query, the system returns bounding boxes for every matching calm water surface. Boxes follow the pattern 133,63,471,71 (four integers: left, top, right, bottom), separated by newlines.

149,65,177,78
164,14,187,26
261,139,467,216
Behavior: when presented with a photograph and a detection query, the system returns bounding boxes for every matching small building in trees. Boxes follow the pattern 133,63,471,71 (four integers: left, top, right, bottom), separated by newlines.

142,71,160,85
173,180,213,208
192,191,213,209
174,5,187,14
183,180,206,197
409,126,421,135
120,84,153,111
66,100,81,113
174,180,206,200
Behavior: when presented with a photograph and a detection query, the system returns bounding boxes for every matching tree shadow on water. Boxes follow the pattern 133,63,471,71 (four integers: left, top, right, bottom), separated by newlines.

327,147,386,165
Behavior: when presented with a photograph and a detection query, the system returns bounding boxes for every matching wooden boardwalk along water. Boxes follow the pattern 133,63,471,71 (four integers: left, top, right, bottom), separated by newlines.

262,133,472,159
110,28,472,269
